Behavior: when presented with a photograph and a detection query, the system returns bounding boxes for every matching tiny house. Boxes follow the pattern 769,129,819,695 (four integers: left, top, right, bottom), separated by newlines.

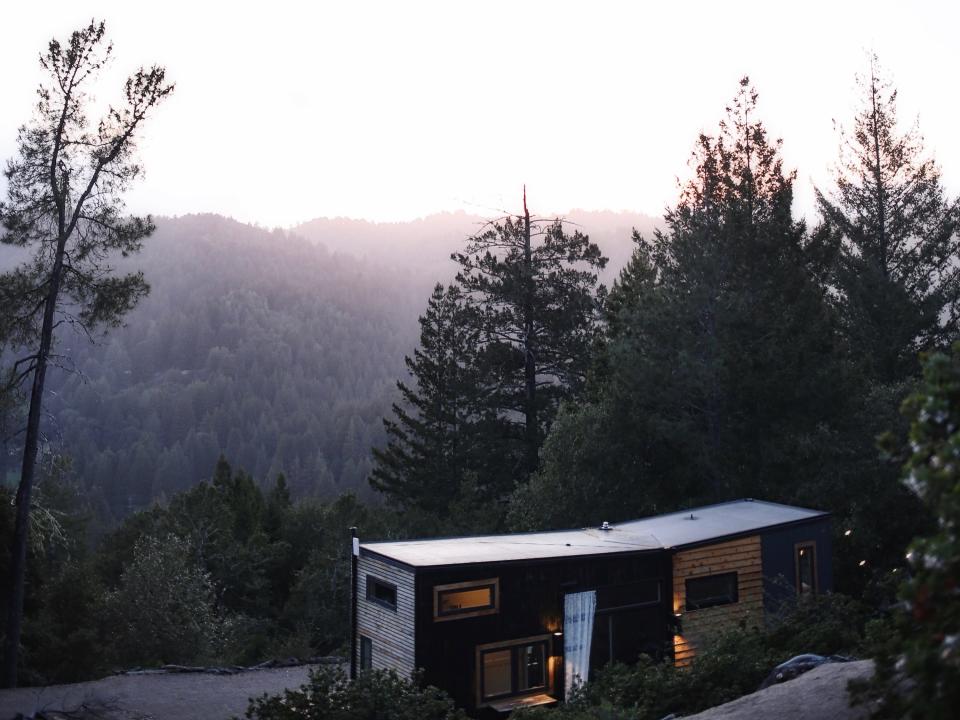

350,499,831,715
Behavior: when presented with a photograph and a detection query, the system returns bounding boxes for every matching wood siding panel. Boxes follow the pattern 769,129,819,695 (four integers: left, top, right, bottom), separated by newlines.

672,535,763,666
356,555,416,677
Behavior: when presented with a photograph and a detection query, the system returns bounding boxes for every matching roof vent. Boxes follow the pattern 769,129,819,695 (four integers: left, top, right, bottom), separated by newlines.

600,521,612,531
686,513,697,520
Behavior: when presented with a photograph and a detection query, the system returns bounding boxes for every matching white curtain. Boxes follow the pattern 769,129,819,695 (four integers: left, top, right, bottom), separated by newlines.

563,590,596,700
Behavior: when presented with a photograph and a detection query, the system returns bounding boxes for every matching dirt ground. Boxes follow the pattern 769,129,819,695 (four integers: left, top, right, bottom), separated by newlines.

0,666,318,720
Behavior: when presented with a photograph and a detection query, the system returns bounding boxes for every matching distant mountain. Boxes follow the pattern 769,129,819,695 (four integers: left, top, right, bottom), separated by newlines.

1,209,659,525
293,209,660,287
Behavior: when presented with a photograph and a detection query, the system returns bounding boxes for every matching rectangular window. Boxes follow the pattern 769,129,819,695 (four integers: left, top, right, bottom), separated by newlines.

477,636,550,704
796,542,817,596
360,636,372,671
434,578,499,621
685,572,739,611
366,575,397,610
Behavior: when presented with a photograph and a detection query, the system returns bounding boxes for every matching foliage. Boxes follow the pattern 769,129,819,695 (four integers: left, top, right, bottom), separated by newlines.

857,345,960,718
94,457,385,664
453,203,607,478
370,284,500,529
100,533,225,667
374,200,608,532
764,591,867,657
509,74,932,594
2,452,388,683
241,665,468,720
512,78,844,530
815,54,960,384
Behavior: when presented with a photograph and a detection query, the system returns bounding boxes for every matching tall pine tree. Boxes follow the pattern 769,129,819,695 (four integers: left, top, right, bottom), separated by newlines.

816,54,960,383
453,190,607,477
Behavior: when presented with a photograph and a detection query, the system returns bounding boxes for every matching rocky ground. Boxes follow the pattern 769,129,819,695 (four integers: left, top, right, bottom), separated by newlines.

686,660,876,720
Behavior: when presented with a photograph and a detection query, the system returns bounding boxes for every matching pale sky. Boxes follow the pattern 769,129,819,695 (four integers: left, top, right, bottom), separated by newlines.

1,1,958,227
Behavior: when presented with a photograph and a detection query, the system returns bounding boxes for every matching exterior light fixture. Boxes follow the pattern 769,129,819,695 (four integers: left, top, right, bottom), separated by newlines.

858,560,867,567
844,529,852,536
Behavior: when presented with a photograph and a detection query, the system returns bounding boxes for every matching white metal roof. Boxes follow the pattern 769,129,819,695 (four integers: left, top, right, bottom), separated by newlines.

361,499,827,568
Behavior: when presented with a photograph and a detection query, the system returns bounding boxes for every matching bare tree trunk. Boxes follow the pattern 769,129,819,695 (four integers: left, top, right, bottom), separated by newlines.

522,187,538,475
1,241,64,688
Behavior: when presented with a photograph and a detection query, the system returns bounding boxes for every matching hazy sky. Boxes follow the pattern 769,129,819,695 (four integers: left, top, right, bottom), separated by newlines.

1,1,958,227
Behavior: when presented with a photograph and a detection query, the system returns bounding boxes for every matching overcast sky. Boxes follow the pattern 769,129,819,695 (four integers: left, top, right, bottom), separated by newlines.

1,1,958,227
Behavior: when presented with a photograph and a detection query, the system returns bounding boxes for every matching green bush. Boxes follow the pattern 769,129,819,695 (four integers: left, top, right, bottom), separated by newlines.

101,533,226,667
242,665,467,720
764,591,868,657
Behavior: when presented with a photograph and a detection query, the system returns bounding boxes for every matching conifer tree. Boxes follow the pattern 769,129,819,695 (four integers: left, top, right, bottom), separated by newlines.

453,191,607,477
370,284,498,524
816,54,960,383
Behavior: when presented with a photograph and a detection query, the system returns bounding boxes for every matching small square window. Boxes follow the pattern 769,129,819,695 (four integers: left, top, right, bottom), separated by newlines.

366,576,397,610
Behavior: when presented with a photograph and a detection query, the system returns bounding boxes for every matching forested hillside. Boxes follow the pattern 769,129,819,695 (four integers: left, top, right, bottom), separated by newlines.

1,211,654,526
5,214,420,523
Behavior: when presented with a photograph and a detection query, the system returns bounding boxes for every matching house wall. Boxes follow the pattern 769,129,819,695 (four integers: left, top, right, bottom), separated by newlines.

355,553,416,677
414,552,671,715
671,535,764,666
760,517,833,613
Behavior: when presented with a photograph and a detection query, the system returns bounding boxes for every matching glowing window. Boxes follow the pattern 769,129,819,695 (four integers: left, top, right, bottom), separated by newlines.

434,578,499,621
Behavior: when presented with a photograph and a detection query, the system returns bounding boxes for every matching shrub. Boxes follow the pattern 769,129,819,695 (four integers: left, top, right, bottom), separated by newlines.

242,665,468,720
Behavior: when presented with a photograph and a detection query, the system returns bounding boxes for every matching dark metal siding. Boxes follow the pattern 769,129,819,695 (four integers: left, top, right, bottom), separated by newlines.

760,517,833,613
414,552,671,715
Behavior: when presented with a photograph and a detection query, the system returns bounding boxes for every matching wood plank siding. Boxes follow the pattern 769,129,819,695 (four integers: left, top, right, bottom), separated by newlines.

671,535,763,666
356,554,416,677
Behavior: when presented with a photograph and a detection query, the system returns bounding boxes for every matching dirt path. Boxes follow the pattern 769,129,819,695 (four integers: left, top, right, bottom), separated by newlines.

0,666,319,720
